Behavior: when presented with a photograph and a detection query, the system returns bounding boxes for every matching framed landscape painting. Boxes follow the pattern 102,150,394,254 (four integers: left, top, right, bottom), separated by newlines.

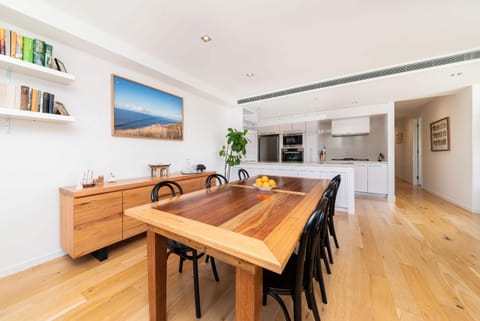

430,117,450,152
111,75,184,140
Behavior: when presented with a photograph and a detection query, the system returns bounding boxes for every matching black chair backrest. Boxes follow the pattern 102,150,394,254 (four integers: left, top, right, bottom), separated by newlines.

329,175,341,216
238,168,250,180
205,173,228,188
304,197,329,290
151,181,184,202
294,202,324,299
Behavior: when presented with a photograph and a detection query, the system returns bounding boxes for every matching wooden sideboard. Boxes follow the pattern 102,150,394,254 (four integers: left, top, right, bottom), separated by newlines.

59,171,215,260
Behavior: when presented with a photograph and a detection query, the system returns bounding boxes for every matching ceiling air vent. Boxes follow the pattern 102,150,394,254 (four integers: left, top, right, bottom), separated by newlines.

237,49,480,104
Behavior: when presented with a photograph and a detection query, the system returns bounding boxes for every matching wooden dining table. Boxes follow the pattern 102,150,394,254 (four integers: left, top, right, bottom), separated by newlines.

124,175,329,321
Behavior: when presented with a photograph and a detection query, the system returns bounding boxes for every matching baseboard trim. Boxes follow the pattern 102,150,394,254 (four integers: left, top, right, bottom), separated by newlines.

0,249,66,279
421,186,475,213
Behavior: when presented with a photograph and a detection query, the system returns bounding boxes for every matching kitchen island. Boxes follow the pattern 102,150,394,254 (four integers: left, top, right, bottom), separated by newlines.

234,162,355,214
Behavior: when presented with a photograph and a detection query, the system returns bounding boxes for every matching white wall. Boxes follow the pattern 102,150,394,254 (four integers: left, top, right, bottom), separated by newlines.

420,88,473,211
318,115,388,161
0,22,233,277
395,118,414,183
471,85,480,213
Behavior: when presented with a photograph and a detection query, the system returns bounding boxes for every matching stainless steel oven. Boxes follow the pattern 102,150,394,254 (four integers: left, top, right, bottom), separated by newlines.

282,148,304,162
282,133,303,147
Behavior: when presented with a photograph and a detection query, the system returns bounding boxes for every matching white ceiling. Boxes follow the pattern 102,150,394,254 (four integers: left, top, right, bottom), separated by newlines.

8,0,480,117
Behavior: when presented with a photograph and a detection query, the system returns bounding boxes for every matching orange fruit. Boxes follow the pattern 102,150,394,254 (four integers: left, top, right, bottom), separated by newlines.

261,175,269,182
255,178,263,186
262,182,270,188
268,179,276,187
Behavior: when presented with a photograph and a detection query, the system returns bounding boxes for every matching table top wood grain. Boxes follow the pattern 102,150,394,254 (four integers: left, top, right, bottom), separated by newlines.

125,176,329,273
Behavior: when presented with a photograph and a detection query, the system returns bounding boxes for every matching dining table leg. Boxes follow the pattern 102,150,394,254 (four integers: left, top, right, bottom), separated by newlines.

147,230,168,321
236,266,262,321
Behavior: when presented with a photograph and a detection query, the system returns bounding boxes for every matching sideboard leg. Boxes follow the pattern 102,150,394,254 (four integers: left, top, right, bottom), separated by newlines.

92,247,108,261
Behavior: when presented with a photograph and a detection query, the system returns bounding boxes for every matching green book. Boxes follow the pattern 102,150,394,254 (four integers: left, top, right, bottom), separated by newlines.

22,36,33,63
33,38,45,66
44,43,53,68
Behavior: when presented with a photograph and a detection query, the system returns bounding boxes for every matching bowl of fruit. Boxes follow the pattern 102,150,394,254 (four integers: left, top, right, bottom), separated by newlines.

253,175,277,191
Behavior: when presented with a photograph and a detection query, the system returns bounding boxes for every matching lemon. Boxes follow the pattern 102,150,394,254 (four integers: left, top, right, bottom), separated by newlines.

261,175,269,182
268,179,276,187
255,178,263,186
262,182,270,188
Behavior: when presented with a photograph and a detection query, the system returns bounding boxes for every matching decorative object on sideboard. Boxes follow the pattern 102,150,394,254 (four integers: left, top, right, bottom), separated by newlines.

430,117,450,152
196,164,206,172
81,169,96,188
107,172,117,183
149,164,171,178
111,74,184,140
97,175,104,185
377,153,385,162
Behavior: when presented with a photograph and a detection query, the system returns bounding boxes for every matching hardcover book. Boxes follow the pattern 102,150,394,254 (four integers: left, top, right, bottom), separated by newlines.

48,93,55,113
22,36,34,63
15,34,23,59
5,30,10,57
42,92,50,113
20,85,29,110
44,44,53,68
10,31,16,57
0,28,5,55
33,39,45,66
31,88,39,112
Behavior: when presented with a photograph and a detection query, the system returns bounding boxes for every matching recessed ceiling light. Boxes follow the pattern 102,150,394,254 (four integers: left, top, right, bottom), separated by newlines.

246,73,255,77
200,35,212,42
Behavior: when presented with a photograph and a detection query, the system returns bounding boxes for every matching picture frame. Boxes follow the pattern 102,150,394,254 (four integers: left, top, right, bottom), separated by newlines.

54,58,67,73
430,117,450,152
111,74,184,140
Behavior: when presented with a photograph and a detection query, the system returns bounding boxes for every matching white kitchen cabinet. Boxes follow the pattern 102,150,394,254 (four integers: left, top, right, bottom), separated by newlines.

292,122,306,132
331,116,370,136
245,130,257,162
305,121,319,162
257,125,279,135
354,164,368,193
367,163,388,195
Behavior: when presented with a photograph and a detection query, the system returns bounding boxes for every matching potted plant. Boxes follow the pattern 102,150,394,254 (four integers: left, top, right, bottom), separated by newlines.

218,128,249,180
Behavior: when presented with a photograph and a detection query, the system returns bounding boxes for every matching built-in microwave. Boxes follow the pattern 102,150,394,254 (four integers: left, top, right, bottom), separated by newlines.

283,133,303,147
282,148,304,163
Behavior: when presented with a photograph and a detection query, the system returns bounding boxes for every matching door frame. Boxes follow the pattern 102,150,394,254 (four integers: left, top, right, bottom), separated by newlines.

412,117,422,186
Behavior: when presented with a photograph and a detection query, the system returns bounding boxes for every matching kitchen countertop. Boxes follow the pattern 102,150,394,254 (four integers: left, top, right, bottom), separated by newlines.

241,161,387,167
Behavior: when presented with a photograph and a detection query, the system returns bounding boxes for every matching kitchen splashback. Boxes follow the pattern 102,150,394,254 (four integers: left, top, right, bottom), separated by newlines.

318,115,387,161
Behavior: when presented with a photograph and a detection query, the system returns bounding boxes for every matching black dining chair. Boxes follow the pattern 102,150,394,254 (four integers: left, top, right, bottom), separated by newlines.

238,168,250,180
263,197,329,321
150,181,220,319
328,175,341,249
205,173,228,188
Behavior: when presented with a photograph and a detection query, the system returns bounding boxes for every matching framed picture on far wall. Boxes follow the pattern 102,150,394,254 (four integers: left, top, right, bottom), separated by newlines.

430,117,450,152
111,74,184,140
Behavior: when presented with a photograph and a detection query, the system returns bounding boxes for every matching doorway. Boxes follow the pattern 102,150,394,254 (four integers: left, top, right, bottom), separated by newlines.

412,117,422,186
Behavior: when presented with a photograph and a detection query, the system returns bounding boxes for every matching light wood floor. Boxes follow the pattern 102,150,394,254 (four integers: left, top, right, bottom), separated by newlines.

1,180,480,321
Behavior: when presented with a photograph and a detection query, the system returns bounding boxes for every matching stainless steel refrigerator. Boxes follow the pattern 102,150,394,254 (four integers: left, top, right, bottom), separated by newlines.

258,134,279,162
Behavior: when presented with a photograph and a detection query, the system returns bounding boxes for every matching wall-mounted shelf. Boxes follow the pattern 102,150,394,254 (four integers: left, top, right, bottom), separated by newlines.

0,108,75,123
0,55,75,84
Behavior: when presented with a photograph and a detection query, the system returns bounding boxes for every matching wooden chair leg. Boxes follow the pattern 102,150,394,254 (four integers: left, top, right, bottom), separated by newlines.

267,292,291,321
306,289,322,321
325,234,334,264
316,256,328,304
192,250,201,318
320,241,331,274
328,218,340,248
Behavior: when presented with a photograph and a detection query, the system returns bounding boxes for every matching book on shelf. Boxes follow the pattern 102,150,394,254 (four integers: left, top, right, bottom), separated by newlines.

15,34,23,59
33,38,45,66
31,88,39,112
10,31,16,57
44,44,53,68
42,92,49,113
22,36,34,63
5,30,10,57
55,101,69,116
0,28,5,55
48,93,55,113
20,85,29,110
